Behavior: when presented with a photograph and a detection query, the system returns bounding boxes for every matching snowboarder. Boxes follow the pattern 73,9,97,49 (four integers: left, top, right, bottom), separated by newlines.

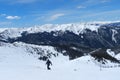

46,59,52,70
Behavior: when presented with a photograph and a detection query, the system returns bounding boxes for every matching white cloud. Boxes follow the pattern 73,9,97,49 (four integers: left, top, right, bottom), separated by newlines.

6,16,21,20
48,13,65,21
77,6,86,9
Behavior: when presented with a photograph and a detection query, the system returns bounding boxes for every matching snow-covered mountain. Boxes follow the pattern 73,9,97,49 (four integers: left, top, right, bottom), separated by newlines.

0,21,115,38
1,21,120,59
0,42,120,80
0,21,120,80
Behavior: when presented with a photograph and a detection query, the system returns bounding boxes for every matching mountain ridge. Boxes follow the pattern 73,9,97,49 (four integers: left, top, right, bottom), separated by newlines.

1,21,120,61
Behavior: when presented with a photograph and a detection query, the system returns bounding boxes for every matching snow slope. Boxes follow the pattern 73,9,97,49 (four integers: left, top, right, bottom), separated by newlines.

0,43,120,80
0,28,26,39
107,49,115,57
0,28,8,32
107,49,120,60
116,53,120,60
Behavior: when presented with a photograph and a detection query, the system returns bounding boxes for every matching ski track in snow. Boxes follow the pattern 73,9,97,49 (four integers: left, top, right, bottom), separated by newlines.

0,44,120,80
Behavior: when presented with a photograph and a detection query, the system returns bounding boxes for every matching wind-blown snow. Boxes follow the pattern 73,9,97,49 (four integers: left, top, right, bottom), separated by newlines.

0,43,120,80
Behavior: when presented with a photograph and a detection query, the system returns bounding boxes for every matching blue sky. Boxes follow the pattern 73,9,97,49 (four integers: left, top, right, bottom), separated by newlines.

0,0,120,27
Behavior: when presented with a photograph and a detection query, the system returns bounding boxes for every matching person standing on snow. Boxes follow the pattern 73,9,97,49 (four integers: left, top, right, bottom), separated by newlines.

46,59,52,70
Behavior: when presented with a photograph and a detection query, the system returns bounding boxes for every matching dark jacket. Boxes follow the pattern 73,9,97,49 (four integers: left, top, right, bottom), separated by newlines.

46,59,52,66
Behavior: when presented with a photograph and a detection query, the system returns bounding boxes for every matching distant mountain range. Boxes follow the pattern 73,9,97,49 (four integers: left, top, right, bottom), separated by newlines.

0,21,120,62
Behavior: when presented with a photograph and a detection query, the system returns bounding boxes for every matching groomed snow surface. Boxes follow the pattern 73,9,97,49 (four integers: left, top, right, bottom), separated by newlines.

0,43,120,80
